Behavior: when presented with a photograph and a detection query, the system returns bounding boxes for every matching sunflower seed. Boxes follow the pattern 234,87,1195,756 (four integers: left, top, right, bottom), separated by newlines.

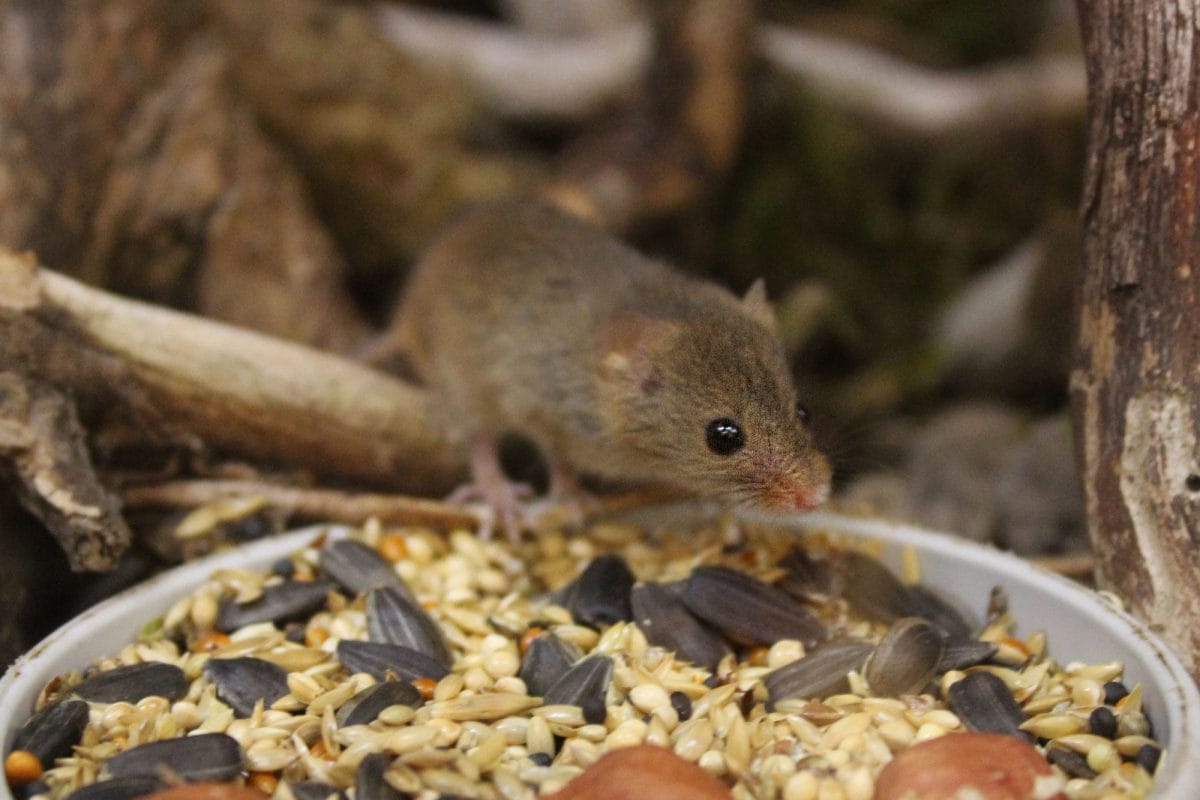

559,555,635,628
320,540,413,600
72,662,188,704
106,732,243,782
946,671,1031,740
905,585,973,640
682,566,823,647
216,580,332,632
937,638,999,672
543,655,613,725
65,775,165,800
354,752,403,800
775,547,834,603
336,681,423,727
630,583,730,671
864,618,944,697
765,639,874,707
336,640,450,682
203,656,291,717
518,633,580,697
366,586,452,667
288,782,347,800
12,698,89,765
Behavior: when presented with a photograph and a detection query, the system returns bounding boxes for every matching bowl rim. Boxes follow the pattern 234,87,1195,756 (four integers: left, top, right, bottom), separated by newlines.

2,513,1196,798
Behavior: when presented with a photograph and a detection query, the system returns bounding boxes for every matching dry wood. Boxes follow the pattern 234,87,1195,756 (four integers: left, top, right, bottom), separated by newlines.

758,25,1085,137
0,250,470,567
1071,0,1200,678
122,479,483,531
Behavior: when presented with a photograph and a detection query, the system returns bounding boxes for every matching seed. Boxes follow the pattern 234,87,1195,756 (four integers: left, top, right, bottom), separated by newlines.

4,750,43,786
673,718,714,761
378,534,408,562
248,771,278,794
1086,740,1121,773
366,586,452,666
1103,680,1130,705
670,691,693,722
411,677,437,700
11,698,89,765
630,583,731,672
520,627,545,655
559,555,635,628
484,649,521,680
783,770,818,800
203,656,290,718
1089,706,1118,738
107,732,244,782
1020,712,1085,739
1135,743,1162,774
629,684,670,714
195,632,232,652
428,693,541,721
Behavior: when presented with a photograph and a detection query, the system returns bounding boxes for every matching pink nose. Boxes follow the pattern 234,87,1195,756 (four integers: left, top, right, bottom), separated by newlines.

793,482,830,511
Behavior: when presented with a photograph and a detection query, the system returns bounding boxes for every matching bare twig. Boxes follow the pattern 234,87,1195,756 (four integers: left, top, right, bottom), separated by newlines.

122,479,483,530
374,3,651,123
375,4,1086,137
757,25,1085,136
1,251,467,497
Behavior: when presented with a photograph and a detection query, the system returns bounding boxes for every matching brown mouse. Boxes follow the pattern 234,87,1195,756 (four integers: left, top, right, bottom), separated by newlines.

392,199,831,533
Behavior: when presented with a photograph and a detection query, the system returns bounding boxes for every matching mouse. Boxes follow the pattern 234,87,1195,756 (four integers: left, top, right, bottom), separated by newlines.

389,199,832,536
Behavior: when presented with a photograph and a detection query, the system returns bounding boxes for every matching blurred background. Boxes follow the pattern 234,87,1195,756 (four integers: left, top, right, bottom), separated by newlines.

0,0,1089,663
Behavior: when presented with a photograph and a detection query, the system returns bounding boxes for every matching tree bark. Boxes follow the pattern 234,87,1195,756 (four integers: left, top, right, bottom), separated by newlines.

1071,1,1200,678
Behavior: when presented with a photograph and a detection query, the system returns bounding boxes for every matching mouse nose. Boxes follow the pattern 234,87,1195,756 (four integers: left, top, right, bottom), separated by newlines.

793,482,830,511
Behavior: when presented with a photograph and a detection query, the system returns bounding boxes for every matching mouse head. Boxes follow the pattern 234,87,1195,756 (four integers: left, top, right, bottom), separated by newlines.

595,283,831,510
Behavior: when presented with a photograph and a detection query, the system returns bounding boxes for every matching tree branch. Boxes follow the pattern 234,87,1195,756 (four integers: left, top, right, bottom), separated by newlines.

1,249,467,501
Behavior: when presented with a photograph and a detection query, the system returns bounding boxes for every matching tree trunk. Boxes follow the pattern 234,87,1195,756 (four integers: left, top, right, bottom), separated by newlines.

1071,1,1200,679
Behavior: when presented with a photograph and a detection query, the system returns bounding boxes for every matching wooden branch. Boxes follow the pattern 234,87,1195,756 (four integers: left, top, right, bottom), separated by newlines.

372,4,1085,140
758,24,1086,136
0,373,130,571
122,479,482,531
1070,0,1200,679
0,250,467,498
373,3,652,121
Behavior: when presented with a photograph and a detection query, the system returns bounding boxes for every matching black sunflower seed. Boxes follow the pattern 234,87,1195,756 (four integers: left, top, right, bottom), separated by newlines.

682,566,823,647
336,681,423,727
321,540,414,599
946,671,1031,740
630,583,729,671
106,732,243,783
72,662,188,704
543,655,613,725
336,640,450,682
202,656,290,718
366,587,452,667
12,698,89,765
518,633,580,697
765,639,874,707
559,555,635,628
216,580,333,633
65,775,165,800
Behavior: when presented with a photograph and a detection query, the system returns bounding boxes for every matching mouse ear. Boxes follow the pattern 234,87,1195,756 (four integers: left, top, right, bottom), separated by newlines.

742,278,776,329
595,315,681,388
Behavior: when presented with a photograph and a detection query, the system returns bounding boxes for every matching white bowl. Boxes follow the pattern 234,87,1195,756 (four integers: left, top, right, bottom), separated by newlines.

2,514,1197,798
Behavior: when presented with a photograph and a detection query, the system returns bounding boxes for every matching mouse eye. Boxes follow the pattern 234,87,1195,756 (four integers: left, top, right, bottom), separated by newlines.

705,418,745,456
795,402,810,424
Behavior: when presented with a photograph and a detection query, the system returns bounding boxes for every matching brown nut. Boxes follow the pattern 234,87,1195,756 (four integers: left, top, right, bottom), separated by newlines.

875,732,1066,800
542,744,732,800
139,783,269,800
